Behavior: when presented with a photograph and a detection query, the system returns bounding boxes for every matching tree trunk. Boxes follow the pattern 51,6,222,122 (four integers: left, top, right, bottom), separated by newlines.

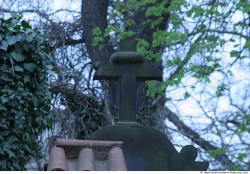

81,0,170,128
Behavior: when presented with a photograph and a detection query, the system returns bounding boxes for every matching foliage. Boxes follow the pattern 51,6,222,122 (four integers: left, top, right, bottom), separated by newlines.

104,0,249,87
0,15,53,170
209,147,226,157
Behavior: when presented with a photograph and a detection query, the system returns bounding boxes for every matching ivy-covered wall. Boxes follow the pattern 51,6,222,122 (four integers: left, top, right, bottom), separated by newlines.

0,15,53,170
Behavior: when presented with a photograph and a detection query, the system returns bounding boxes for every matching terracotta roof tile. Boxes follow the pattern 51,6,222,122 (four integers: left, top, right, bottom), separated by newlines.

47,138,127,171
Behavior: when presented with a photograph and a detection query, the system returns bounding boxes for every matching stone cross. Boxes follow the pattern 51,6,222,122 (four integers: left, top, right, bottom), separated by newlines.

90,40,209,171
93,40,162,124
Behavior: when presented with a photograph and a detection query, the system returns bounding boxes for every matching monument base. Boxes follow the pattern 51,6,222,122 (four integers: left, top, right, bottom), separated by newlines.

88,125,208,171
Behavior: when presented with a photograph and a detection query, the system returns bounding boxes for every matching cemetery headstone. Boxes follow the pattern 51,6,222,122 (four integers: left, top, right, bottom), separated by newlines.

88,39,209,171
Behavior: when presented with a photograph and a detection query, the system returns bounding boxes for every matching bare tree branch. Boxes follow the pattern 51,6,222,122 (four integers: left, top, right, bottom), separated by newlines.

151,98,234,168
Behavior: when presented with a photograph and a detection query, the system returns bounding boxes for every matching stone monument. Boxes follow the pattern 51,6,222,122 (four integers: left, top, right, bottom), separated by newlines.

88,39,209,170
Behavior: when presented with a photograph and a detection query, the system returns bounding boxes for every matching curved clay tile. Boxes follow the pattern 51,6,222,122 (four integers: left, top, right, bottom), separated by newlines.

47,146,67,171
108,146,127,171
77,148,95,171
47,138,127,171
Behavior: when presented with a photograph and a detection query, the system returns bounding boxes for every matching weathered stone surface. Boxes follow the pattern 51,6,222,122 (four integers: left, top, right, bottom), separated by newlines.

110,52,144,64
89,125,178,170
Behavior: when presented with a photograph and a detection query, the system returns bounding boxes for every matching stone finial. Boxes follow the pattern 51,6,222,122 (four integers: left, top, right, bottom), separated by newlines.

179,145,209,170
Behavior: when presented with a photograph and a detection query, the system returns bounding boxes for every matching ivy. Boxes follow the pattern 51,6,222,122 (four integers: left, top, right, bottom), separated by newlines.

0,15,53,170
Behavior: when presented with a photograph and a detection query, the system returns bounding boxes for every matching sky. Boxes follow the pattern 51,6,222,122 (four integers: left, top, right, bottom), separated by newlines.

2,0,249,169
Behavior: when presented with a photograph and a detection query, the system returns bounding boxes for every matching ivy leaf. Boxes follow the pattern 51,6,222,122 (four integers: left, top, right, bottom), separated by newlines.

24,63,37,72
0,96,9,104
6,35,21,45
14,66,24,72
0,40,8,51
23,75,31,83
21,20,31,29
0,74,12,82
0,104,7,111
4,148,16,158
10,52,26,62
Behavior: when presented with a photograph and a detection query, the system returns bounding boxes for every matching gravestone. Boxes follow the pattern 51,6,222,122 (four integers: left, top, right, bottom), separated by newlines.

87,39,209,170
